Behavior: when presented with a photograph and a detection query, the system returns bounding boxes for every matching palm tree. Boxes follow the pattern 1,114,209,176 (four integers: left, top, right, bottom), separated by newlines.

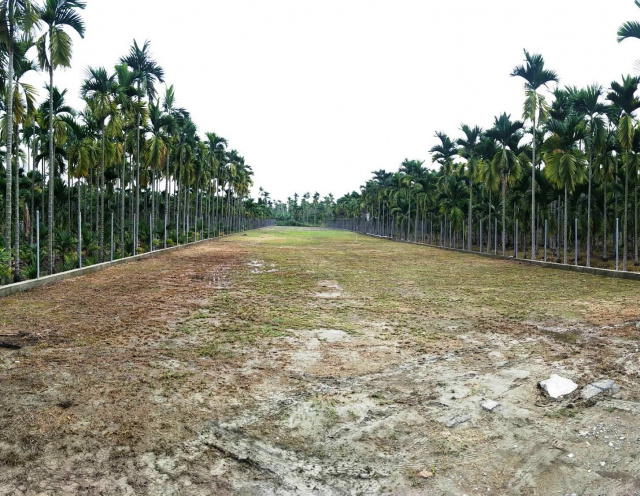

161,85,179,246
542,115,587,264
0,0,38,251
5,37,38,279
571,85,607,267
205,132,227,236
113,62,143,255
429,131,458,175
145,98,169,247
120,40,164,249
457,124,482,250
607,75,640,270
399,159,424,241
36,0,85,273
485,113,524,255
597,129,619,260
81,66,116,261
511,50,558,260
477,136,500,253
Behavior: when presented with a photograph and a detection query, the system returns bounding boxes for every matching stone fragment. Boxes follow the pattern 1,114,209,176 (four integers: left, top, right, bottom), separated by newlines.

581,384,603,400
581,379,620,401
444,413,472,428
591,379,615,391
539,374,578,399
481,399,500,411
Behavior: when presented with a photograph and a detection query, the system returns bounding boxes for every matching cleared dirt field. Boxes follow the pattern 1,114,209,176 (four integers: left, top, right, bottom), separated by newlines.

1,227,639,495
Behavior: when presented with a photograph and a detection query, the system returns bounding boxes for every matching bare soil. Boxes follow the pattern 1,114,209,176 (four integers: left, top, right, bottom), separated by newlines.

1,227,639,495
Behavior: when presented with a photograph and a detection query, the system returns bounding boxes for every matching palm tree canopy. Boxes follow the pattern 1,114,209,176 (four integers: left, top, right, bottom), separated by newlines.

510,50,558,91
607,75,640,116
617,1,640,42
36,0,86,72
120,39,165,102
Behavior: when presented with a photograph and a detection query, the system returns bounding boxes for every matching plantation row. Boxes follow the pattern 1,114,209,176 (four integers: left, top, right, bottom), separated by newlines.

327,4,640,272
0,1,281,285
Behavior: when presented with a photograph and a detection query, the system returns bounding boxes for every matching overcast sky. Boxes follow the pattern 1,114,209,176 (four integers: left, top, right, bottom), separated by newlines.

26,0,640,202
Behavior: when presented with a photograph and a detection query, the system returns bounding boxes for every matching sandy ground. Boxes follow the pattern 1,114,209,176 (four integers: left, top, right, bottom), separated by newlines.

1,227,639,496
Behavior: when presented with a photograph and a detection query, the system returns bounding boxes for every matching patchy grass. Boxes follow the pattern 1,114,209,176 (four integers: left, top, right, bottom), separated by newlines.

0,227,639,495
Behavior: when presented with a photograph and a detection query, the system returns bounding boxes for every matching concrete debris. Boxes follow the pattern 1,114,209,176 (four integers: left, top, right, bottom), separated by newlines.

538,374,578,399
481,399,500,411
580,379,620,401
580,384,604,400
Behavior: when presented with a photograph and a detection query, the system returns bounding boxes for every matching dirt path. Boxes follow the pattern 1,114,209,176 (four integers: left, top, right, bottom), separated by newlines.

1,227,639,495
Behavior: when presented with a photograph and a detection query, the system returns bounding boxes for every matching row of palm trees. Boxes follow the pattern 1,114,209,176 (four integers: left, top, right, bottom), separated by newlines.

0,0,273,285
328,6,640,272
272,192,336,225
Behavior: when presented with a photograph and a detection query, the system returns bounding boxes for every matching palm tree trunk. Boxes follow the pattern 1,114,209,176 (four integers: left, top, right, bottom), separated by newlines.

100,122,105,261
414,202,418,242
502,175,507,256
67,170,71,229
587,147,592,267
635,163,638,265
77,176,82,241
407,188,411,241
468,178,472,251
603,175,607,261
165,155,170,247
150,170,155,250
30,137,35,245
624,152,629,271
487,190,492,253
176,175,181,238
14,154,20,280
531,113,537,260
564,185,568,265
48,62,55,274
135,112,141,249
4,17,14,254
121,136,126,256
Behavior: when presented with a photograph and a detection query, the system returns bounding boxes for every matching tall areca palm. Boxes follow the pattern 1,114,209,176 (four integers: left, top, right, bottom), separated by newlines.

485,113,523,255
399,158,424,241
571,85,607,266
81,66,116,261
161,85,179,246
145,99,168,247
542,115,587,264
120,39,164,248
205,131,228,235
607,75,640,270
477,136,500,253
429,131,458,175
5,38,38,279
597,130,619,260
457,124,482,250
0,0,38,251
511,50,558,260
113,62,143,255
36,0,85,273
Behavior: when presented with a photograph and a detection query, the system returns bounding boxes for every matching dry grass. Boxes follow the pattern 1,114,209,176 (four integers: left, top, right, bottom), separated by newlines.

1,227,639,495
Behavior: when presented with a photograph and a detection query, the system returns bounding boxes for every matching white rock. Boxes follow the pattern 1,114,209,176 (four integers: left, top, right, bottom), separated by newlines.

481,399,500,411
567,453,574,458
600,461,606,466
539,374,578,399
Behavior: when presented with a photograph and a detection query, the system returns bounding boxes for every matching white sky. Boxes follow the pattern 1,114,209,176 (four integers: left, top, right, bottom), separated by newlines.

25,0,640,202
